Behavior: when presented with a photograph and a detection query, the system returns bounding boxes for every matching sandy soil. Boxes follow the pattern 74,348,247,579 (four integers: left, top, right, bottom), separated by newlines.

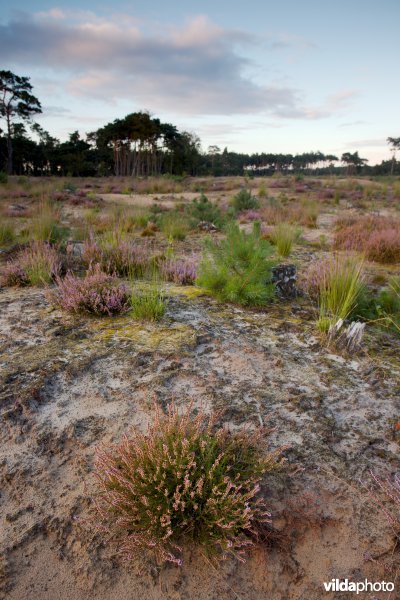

1,280,400,600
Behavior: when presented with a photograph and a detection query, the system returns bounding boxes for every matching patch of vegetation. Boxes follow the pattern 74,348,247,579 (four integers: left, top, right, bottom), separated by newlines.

0,223,16,246
314,256,365,332
269,222,301,258
130,280,166,321
197,222,276,306
89,404,281,566
186,193,224,228
51,265,130,315
1,242,61,286
159,211,191,240
231,189,260,214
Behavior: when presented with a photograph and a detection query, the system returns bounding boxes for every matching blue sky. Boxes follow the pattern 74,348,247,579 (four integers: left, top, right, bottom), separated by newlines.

1,1,399,164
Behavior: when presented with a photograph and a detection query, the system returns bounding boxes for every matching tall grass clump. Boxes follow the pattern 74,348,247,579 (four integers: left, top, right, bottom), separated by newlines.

231,189,259,214
269,223,300,258
30,203,67,244
51,265,130,315
89,403,281,566
1,242,61,287
130,280,166,321
313,256,365,332
377,277,400,333
0,223,16,246
197,222,275,306
159,211,191,241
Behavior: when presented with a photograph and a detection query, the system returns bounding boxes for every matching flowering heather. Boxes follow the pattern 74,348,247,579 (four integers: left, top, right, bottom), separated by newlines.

89,404,281,566
238,210,262,223
160,258,198,285
334,215,400,263
367,471,400,538
1,242,61,287
51,265,130,315
82,236,150,277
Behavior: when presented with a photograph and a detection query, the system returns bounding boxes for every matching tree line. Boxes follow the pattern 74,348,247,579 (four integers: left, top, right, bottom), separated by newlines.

1,70,399,177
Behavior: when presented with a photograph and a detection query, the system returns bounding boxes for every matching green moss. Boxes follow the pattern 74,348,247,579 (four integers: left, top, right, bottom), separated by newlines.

87,317,197,353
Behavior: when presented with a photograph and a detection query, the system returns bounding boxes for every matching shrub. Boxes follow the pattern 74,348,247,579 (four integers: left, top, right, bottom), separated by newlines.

0,171,8,184
82,236,150,277
231,189,259,214
238,210,262,223
187,194,224,229
130,280,166,321
51,265,130,315
1,242,61,287
313,256,365,332
197,222,275,306
0,223,16,246
365,229,400,264
89,403,280,566
269,223,300,258
160,258,198,285
334,216,400,264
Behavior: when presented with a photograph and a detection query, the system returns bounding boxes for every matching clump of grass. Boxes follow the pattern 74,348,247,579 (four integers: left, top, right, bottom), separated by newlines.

1,242,61,287
376,277,400,332
130,279,166,321
231,189,259,214
269,223,300,258
89,403,281,566
314,256,365,332
159,212,191,241
51,264,130,315
0,223,16,246
197,222,275,306
30,203,68,244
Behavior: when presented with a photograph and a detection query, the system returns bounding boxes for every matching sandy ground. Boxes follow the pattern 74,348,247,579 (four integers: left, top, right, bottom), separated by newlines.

1,280,400,600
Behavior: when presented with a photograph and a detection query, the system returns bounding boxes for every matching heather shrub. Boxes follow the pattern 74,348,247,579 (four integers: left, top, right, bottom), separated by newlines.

82,236,150,277
1,242,61,287
51,265,130,315
197,222,276,306
367,471,400,539
89,404,281,566
186,194,224,229
365,229,400,264
269,223,301,258
160,257,198,285
334,216,400,264
0,223,16,246
238,209,262,223
231,189,259,214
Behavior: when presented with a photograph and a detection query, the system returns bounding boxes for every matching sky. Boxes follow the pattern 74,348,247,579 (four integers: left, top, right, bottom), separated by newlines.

0,0,399,164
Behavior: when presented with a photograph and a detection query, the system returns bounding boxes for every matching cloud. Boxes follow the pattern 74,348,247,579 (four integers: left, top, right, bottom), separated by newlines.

346,138,388,148
0,11,354,119
42,105,71,117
